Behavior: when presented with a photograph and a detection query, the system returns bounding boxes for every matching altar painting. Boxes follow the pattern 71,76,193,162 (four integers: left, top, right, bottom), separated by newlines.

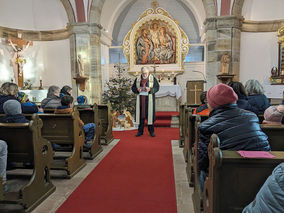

135,20,176,65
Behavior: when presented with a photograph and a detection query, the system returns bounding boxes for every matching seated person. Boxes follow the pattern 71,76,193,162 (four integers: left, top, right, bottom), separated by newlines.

262,105,284,125
0,82,38,114
228,81,259,114
77,95,88,105
1,100,29,123
193,91,210,116
54,96,96,148
198,83,271,191
242,163,284,213
17,91,43,113
41,86,61,109
60,85,72,98
244,79,270,115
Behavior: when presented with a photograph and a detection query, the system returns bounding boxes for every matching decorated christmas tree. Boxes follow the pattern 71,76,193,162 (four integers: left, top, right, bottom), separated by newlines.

103,64,136,116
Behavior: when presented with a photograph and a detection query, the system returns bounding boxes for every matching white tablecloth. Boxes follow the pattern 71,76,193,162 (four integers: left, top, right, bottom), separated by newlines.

156,85,182,99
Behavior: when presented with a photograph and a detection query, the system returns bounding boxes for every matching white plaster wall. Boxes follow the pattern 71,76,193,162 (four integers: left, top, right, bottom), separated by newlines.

0,0,68,30
242,0,284,21
239,32,284,98
0,39,71,88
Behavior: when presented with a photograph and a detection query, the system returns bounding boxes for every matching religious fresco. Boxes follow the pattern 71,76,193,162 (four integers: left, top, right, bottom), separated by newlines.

135,20,176,65
122,6,190,74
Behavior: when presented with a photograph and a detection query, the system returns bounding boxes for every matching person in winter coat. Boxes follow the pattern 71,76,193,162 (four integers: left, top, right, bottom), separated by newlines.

54,95,96,148
242,163,284,213
262,105,284,125
0,82,38,114
41,85,61,109
198,83,271,191
60,85,72,98
1,100,29,123
245,79,270,115
227,81,259,114
193,91,210,116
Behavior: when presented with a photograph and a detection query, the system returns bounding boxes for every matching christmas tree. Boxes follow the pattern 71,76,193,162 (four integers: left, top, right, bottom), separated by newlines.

103,64,136,116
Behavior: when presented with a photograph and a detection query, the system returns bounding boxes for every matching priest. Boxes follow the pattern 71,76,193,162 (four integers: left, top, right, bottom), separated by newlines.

132,66,160,137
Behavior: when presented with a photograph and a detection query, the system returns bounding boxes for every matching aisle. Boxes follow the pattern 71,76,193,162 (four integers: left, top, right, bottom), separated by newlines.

56,128,179,213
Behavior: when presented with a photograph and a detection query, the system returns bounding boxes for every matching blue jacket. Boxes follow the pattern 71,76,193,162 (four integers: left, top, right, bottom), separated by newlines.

237,94,259,114
0,95,38,114
198,104,271,171
243,163,284,213
0,114,29,123
247,94,270,115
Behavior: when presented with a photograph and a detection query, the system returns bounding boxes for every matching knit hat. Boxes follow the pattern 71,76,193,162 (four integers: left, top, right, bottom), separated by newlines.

3,100,22,115
17,92,28,103
77,95,88,104
263,105,284,124
207,83,238,109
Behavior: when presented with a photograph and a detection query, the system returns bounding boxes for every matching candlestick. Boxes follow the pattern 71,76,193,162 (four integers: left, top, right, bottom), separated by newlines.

39,79,43,90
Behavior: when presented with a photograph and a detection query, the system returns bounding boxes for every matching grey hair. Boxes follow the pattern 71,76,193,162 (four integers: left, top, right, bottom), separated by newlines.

47,85,60,97
245,79,264,95
141,66,150,72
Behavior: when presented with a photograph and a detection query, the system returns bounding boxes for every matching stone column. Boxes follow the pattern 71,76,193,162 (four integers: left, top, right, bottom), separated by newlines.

204,16,243,89
70,23,102,104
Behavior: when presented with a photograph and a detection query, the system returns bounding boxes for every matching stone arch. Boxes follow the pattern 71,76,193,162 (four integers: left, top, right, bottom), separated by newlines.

231,0,245,17
89,0,106,24
202,0,216,18
60,0,76,24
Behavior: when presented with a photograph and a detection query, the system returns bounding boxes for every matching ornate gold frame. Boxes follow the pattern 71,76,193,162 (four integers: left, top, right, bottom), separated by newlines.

122,7,190,74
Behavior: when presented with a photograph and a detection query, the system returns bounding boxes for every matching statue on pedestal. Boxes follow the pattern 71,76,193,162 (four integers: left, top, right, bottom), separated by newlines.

220,53,230,74
77,54,84,77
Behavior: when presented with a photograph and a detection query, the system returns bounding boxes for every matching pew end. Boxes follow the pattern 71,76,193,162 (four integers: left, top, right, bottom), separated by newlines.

0,114,55,212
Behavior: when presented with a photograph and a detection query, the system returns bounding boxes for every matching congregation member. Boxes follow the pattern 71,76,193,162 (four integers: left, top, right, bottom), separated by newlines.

60,85,72,98
131,66,159,137
17,91,42,112
193,91,210,116
0,82,38,114
228,81,258,113
243,163,284,213
41,85,61,109
54,95,96,148
245,79,270,115
1,100,29,123
262,105,284,125
198,83,271,191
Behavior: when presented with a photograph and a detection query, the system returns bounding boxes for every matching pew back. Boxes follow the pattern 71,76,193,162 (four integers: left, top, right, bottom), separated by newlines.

261,124,284,150
203,134,284,213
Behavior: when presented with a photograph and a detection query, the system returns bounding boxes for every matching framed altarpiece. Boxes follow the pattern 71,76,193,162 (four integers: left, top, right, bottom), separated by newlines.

122,6,190,78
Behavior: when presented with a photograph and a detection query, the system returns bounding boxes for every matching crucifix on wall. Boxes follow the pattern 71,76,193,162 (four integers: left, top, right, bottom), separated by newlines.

7,38,32,87
186,80,204,105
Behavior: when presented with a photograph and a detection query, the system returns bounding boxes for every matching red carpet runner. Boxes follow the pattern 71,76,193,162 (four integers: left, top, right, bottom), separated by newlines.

155,111,179,127
56,128,179,213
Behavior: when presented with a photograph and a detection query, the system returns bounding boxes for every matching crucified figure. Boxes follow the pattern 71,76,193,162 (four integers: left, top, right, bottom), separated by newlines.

9,39,31,86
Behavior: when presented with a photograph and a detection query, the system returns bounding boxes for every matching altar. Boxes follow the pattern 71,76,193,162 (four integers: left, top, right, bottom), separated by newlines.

155,85,181,111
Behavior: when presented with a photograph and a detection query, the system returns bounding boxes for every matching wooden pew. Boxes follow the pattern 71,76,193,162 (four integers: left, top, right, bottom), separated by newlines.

95,101,114,145
186,114,208,187
203,134,284,213
261,124,284,150
32,109,86,178
0,114,55,212
179,104,185,148
182,107,192,160
76,103,103,159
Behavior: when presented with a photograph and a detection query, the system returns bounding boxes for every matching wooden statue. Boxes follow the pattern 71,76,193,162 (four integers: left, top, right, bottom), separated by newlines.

112,110,120,128
220,53,230,74
123,108,134,128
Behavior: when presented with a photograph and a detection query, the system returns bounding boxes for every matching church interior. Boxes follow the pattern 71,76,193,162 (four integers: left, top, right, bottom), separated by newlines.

0,0,284,212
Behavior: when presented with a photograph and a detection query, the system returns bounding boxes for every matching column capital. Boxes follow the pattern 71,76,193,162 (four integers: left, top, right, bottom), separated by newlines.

70,22,102,36
204,15,244,31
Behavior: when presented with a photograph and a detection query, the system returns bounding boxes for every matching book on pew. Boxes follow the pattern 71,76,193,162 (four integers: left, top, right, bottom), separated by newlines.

237,151,275,158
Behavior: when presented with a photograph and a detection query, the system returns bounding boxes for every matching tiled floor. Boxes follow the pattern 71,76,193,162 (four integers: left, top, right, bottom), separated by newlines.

3,138,194,213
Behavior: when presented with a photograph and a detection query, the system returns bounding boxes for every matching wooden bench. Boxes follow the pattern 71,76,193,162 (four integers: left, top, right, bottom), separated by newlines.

29,109,86,178
0,114,55,212
182,107,192,160
179,104,186,148
95,101,114,145
261,124,284,150
203,134,284,213
186,114,208,187
76,103,103,159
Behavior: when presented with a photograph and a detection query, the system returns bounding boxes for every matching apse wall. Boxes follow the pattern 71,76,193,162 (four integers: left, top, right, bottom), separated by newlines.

0,0,72,88
240,0,284,98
